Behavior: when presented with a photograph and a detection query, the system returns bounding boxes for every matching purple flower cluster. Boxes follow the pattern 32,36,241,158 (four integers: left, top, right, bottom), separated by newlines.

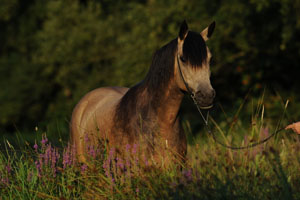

34,135,60,177
102,147,115,180
182,169,193,182
41,135,48,146
0,163,11,187
5,164,11,174
0,177,9,186
63,143,76,169
81,164,88,173
84,133,101,160
33,142,38,152
100,143,151,188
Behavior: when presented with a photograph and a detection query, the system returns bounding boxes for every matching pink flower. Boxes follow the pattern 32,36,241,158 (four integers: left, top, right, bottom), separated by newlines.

132,144,137,154
5,164,11,174
126,144,131,152
81,164,87,173
41,135,48,145
33,142,38,151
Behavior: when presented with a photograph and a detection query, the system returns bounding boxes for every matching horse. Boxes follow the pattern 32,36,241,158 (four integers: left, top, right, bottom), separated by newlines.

70,20,216,165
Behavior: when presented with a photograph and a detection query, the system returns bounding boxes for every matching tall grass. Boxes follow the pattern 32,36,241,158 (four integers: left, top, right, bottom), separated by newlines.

1,96,300,199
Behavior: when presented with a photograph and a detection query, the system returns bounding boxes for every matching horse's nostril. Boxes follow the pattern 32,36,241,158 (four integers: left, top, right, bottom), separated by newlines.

195,91,204,98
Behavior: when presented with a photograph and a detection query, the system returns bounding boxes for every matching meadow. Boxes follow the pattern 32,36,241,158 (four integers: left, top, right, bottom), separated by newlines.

1,1,300,199
1,96,300,200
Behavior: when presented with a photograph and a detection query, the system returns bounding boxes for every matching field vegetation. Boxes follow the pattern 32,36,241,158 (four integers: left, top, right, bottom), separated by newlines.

1,96,300,199
1,0,300,199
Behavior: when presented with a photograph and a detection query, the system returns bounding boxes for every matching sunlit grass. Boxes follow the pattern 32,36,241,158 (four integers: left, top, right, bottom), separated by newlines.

2,128,300,199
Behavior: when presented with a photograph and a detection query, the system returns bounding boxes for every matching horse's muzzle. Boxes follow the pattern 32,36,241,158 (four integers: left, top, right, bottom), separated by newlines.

194,89,215,109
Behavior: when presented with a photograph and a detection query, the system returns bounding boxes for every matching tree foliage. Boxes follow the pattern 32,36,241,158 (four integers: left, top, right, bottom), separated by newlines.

0,0,299,135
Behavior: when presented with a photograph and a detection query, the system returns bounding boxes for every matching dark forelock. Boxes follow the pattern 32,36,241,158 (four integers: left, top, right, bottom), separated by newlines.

183,31,207,67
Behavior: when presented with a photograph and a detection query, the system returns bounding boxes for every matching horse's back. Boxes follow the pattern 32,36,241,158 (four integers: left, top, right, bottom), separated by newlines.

70,86,128,161
71,86,128,132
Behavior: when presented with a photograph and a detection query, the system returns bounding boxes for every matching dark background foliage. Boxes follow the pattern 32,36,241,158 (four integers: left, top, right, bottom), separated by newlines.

0,0,299,144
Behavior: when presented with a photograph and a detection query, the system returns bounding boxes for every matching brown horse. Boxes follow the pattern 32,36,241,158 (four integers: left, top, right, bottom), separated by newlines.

70,20,216,165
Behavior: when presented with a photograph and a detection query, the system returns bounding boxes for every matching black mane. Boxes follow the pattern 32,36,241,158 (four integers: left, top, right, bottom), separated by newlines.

144,38,178,96
115,32,207,134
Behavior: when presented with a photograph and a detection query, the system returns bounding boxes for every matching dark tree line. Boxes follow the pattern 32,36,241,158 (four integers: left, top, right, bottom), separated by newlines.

0,0,299,137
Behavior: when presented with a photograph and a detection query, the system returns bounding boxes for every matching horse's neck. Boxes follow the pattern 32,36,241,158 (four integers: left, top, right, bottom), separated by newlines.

141,79,184,126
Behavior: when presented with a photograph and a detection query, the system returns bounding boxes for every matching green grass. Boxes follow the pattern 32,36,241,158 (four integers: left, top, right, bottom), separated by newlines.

1,128,300,199
1,96,300,199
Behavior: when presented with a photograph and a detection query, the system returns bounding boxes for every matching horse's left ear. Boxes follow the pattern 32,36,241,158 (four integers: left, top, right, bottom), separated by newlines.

179,20,188,40
201,21,215,41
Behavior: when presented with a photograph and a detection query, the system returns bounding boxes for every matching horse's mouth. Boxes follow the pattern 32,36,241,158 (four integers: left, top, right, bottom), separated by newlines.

199,104,213,110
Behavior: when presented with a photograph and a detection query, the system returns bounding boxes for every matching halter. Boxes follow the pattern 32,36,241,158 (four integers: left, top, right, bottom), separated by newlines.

176,53,285,150
176,54,210,124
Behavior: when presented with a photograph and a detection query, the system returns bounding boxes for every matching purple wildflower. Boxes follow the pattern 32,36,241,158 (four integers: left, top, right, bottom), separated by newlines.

103,159,111,178
63,144,73,169
105,167,110,178
143,155,149,166
5,164,11,174
109,148,115,159
182,169,193,182
126,144,131,152
81,164,87,173
136,187,139,194
33,142,38,152
132,144,137,154
84,133,89,142
44,144,52,165
35,160,42,177
125,157,131,177
102,160,108,170
63,151,70,169
51,148,59,177
41,135,48,146
88,145,96,159
1,177,9,185
116,157,124,170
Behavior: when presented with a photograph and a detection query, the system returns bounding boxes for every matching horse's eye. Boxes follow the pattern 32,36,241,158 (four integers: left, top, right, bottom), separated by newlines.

180,56,186,63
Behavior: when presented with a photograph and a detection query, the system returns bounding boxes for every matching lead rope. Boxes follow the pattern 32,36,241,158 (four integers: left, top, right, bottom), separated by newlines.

177,54,285,150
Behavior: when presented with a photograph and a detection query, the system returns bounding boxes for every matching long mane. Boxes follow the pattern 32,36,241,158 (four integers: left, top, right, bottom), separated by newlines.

114,31,208,134
115,39,178,134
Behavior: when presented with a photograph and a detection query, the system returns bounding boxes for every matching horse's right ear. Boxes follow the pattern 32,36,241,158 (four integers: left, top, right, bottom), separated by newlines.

179,20,188,40
201,21,215,41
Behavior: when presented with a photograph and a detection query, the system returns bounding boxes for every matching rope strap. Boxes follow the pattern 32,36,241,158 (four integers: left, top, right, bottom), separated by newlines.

176,53,285,150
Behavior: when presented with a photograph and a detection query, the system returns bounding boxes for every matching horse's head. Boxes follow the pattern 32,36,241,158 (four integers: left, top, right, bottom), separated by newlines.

175,20,216,109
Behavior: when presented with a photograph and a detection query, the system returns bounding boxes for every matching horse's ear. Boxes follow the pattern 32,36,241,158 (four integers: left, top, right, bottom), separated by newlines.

201,21,215,41
179,20,188,40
